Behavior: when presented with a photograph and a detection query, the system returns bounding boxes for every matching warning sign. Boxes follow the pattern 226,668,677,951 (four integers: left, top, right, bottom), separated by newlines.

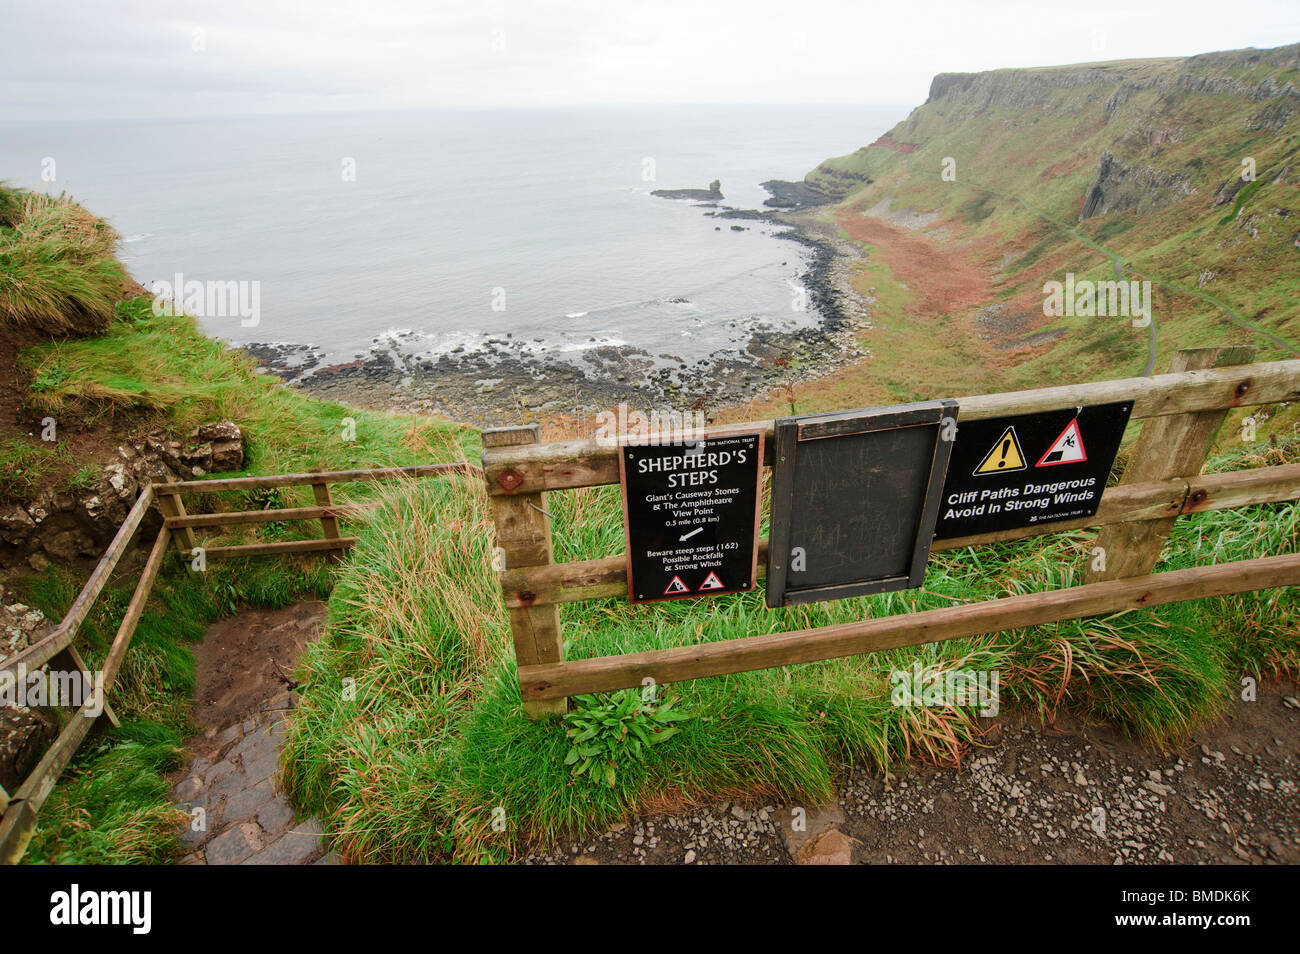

1037,419,1086,466
934,402,1132,539
620,432,763,603
973,426,1027,475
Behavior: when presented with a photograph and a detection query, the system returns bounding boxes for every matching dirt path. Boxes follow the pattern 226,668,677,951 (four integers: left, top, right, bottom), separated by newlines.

525,680,1300,865
170,601,335,865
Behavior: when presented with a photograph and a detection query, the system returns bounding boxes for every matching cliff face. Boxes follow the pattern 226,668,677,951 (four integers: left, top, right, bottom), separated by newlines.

807,43,1300,214
801,42,1300,387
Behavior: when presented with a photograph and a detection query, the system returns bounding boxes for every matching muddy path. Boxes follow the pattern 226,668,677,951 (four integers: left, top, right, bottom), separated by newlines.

170,601,336,865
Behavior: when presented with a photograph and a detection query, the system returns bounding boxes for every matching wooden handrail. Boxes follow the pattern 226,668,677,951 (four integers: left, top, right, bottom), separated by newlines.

517,551,1300,700
0,486,155,678
152,460,481,494
498,463,1300,608
482,360,1300,496
0,526,172,864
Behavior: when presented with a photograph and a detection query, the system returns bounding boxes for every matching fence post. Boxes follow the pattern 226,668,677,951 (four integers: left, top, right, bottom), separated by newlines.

310,473,342,561
156,491,197,555
482,425,568,719
52,645,119,729
1084,346,1257,583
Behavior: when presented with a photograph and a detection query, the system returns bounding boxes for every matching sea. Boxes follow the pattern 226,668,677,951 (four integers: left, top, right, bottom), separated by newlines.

0,104,904,372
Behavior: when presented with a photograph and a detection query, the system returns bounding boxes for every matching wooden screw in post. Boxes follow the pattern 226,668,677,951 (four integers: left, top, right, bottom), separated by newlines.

1084,346,1257,583
482,424,568,719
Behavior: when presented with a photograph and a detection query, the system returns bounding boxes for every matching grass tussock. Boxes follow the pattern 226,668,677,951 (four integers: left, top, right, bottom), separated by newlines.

0,183,127,336
282,437,1299,864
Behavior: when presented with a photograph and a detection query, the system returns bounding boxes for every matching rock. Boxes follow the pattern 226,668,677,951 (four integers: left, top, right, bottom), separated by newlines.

194,420,241,443
172,775,204,802
0,506,35,544
180,442,213,472
223,776,276,820
0,707,59,792
190,421,244,473
776,801,845,860
41,528,93,563
796,828,858,865
256,798,297,838
205,822,264,865
1080,150,1195,220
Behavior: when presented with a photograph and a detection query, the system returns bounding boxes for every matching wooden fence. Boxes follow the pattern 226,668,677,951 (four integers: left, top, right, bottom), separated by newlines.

482,349,1300,718
0,461,477,864
3,349,1298,859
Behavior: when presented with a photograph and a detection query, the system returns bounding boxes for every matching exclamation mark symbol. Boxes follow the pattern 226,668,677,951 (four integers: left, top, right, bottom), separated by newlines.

997,438,1011,468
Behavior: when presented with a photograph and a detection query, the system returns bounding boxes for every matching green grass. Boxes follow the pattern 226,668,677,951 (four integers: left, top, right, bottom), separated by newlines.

0,437,70,504
22,295,476,474
0,183,127,335
281,438,1300,864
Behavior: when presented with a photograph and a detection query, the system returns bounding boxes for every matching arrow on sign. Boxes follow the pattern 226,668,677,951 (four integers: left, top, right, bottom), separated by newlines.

679,526,703,541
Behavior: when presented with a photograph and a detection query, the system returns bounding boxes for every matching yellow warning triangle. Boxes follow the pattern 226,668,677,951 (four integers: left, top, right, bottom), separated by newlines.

973,426,1027,475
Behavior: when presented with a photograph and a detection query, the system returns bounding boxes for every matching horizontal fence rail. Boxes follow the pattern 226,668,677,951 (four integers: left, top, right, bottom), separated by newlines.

482,359,1300,497
151,460,482,494
482,353,1300,718
153,461,481,561
498,464,1300,608
517,552,1300,700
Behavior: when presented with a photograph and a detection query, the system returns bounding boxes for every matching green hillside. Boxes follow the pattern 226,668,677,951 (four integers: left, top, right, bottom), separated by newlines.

781,43,1300,421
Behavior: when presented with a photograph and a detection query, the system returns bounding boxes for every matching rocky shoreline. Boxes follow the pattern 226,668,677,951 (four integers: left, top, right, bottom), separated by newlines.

244,180,870,427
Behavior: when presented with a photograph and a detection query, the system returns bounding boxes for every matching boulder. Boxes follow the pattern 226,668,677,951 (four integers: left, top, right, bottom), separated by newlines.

0,601,59,793
0,507,35,545
190,421,244,473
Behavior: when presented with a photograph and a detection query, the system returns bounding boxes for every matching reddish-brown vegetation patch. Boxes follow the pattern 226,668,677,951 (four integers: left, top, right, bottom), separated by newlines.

833,208,996,320
869,135,917,154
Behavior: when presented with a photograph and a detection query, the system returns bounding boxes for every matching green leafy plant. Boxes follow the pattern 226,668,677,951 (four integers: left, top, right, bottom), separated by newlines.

563,689,690,788
31,356,72,393
64,464,100,494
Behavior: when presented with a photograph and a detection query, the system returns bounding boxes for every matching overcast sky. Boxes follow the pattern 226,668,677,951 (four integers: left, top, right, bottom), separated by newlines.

3,0,1298,120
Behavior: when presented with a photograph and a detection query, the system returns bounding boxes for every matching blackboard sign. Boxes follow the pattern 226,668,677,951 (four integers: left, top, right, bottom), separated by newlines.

934,401,1133,539
619,432,763,603
766,400,956,607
